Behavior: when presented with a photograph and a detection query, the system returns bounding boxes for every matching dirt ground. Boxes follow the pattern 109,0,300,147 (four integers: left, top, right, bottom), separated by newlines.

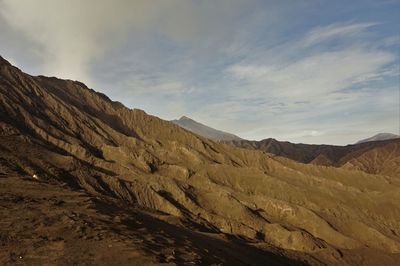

0,174,308,266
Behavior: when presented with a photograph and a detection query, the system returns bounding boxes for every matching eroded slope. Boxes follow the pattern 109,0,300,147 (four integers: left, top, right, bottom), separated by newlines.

1,56,400,265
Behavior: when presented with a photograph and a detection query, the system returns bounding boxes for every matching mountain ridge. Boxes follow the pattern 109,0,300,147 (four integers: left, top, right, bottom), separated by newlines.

226,138,400,177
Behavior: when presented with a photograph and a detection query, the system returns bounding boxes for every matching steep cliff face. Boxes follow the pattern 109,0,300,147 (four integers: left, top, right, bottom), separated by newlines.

1,56,400,265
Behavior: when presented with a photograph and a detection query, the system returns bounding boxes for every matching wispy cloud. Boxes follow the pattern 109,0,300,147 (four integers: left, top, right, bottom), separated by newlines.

302,22,378,47
227,47,395,100
219,21,398,143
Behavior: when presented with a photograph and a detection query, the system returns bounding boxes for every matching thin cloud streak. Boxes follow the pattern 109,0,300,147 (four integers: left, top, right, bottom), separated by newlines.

302,22,378,47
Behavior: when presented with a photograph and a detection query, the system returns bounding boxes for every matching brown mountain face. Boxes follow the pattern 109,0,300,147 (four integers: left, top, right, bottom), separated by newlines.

340,140,400,177
227,138,400,176
1,56,400,265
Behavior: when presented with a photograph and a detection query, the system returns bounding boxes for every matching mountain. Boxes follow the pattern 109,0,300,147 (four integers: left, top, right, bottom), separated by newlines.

356,133,399,144
1,56,400,265
171,116,242,141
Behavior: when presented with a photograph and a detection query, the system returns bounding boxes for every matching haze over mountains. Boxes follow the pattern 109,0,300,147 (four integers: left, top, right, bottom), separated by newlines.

1,56,400,265
356,133,399,144
171,116,242,141
173,116,399,145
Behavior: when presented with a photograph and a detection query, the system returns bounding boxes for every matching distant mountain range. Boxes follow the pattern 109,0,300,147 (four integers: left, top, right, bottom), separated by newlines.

171,116,242,141
356,133,399,144
172,116,400,177
172,116,399,145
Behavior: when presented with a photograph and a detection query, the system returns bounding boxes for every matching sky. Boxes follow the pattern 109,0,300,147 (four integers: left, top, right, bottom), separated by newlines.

0,0,399,145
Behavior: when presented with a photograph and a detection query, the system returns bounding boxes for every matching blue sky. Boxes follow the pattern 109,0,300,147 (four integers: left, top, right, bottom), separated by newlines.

0,0,399,144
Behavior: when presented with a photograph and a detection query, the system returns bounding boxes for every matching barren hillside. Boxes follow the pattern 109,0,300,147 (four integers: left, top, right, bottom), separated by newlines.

1,56,400,265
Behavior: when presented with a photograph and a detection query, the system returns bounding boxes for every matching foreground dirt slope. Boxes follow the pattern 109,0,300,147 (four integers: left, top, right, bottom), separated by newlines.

226,138,400,176
1,174,306,266
1,56,400,265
